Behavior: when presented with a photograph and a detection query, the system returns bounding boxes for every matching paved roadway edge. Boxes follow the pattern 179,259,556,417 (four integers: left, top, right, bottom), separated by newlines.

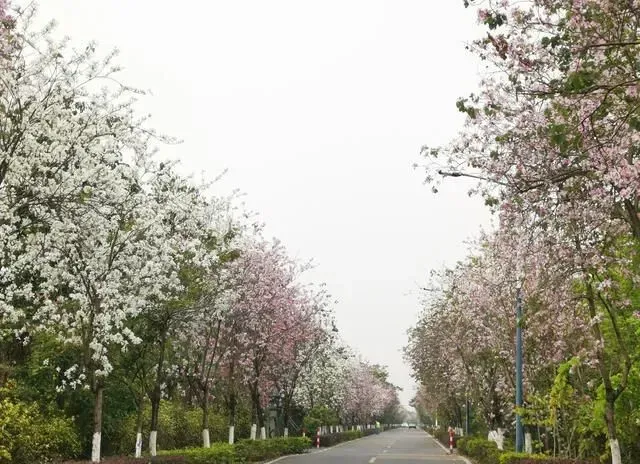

262,431,380,464
422,430,473,464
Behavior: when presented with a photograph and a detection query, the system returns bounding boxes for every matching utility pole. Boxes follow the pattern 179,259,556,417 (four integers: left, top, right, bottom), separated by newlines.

515,283,524,453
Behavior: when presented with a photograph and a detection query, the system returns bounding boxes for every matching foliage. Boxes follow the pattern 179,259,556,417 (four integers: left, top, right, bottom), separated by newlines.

234,437,311,461
499,453,595,464
0,383,81,464
303,405,339,431
157,437,312,463
318,430,362,446
457,437,501,464
109,401,224,455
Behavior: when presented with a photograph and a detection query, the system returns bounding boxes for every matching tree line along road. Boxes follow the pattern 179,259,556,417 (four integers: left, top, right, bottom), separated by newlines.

272,428,468,464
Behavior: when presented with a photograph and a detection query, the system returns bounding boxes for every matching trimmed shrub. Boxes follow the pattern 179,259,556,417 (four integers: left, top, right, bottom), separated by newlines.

318,430,362,446
458,437,501,464
235,437,310,461
157,436,312,463
63,456,187,464
362,428,379,437
499,452,596,464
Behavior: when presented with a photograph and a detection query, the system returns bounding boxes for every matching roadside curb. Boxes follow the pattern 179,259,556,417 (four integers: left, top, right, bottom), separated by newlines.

422,430,473,464
263,431,387,463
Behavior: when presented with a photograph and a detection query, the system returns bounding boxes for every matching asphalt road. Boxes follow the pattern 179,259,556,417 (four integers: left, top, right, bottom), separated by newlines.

272,429,468,464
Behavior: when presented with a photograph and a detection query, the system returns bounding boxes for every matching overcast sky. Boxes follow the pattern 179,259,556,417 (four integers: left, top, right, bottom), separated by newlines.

36,1,492,407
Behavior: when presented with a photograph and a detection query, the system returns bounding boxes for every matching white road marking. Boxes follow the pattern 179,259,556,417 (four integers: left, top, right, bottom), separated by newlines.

369,458,377,463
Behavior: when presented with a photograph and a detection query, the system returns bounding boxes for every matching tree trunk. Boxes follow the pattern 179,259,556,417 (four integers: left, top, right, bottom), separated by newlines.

251,382,265,429
202,383,211,447
91,384,104,463
135,403,144,458
229,390,237,427
585,277,624,464
283,393,292,436
149,391,159,456
228,386,237,444
606,399,622,464
149,332,168,457
256,401,265,430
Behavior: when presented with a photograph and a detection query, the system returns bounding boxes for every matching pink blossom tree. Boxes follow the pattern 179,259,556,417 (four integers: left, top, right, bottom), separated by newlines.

418,2,640,460
226,239,304,434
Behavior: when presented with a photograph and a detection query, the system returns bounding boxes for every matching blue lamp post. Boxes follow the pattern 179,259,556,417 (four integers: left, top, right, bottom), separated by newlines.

515,282,524,453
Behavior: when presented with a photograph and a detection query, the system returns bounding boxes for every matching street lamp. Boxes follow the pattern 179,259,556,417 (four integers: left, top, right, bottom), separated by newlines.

515,279,524,453
437,169,508,186
438,169,525,452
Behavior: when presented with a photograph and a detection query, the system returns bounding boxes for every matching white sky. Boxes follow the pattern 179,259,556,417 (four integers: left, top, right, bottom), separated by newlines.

35,1,492,407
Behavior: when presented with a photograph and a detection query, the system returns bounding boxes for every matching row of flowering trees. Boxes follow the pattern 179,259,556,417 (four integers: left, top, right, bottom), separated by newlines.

407,1,640,463
0,4,400,463
296,345,402,427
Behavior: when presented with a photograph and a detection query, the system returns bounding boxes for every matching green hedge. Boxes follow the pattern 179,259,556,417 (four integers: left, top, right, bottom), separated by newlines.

318,430,362,446
157,436,311,463
62,457,185,464
453,438,595,464
362,428,380,437
499,452,595,464
457,437,501,464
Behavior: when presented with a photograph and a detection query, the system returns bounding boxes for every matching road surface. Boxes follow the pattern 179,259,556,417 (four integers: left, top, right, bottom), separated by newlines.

273,429,468,464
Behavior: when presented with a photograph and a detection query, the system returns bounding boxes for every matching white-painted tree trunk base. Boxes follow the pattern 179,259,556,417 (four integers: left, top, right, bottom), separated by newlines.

150,430,158,456
525,432,532,454
488,429,505,451
260,426,266,440
250,424,257,440
202,428,210,448
283,427,288,438
91,432,101,463
610,439,621,464
135,432,143,458
228,426,235,444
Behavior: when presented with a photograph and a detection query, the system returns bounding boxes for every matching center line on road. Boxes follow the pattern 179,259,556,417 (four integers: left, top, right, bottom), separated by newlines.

369,458,377,463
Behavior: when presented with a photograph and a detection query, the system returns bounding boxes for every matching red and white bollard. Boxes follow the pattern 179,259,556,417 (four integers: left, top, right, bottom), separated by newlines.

316,427,321,449
448,426,455,454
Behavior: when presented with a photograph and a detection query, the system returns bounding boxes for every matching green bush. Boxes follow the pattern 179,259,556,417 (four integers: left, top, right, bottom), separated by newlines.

302,406,339,432
458,437,501,464
112,401,226,455
362,428,379,437
235,437,310,460
0,394,81,464
318,430,362,446
499,452,595,464
157,436,311,463
62,456,186,463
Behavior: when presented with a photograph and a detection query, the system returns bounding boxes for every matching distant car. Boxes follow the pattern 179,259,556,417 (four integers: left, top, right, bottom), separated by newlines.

408,423,417,429
401,422,409,428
